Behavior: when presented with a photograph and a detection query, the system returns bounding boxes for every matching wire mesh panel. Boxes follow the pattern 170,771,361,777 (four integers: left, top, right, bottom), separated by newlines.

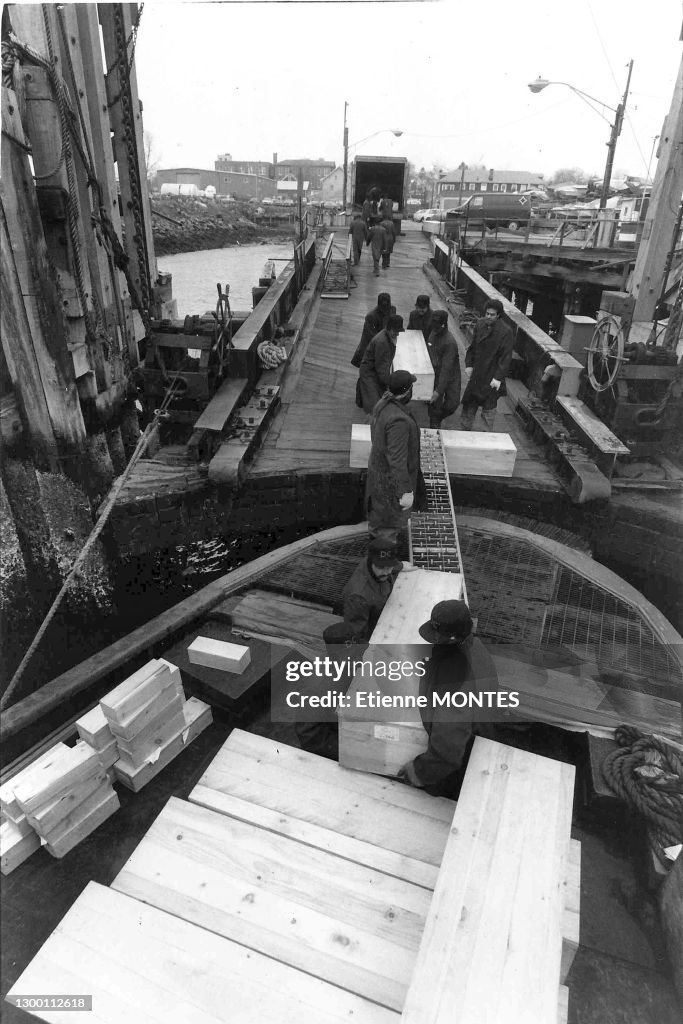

542,567,683,688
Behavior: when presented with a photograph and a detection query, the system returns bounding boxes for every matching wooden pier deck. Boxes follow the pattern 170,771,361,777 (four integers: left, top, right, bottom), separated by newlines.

250,224,563,494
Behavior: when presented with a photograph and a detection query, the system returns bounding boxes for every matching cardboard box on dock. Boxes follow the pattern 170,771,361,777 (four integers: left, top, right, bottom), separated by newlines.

188,637,251,674
350,424,516,477
113,697,213,793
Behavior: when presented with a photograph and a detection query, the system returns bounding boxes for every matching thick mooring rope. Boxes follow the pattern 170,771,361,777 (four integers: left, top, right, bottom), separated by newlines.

602,725,683,854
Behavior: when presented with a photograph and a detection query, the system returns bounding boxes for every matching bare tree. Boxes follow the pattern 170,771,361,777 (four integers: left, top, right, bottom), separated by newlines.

144,130,160,184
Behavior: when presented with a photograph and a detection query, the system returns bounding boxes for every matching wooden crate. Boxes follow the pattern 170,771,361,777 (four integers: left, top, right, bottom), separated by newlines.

393,330,434,401
113,697,212,793
187,636,251,673
339,569,464,777
349,424,517,477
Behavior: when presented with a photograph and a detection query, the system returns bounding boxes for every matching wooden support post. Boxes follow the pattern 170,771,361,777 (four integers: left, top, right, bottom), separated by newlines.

99,2,157,336
1,87,86,459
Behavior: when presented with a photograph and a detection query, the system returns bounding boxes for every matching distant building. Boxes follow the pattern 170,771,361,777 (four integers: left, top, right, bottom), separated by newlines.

157,167,275,200
437,168,545,200
214,156,275,178
321,167,344,203
275,158,335,190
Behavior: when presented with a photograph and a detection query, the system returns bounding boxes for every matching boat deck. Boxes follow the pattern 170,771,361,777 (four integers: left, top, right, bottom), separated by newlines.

251,224,563,494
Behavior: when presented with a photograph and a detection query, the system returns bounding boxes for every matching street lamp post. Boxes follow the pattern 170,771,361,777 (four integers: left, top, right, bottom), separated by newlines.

528,62,633,209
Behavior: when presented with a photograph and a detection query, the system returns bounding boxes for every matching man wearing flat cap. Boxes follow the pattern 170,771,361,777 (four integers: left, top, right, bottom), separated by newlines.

427,310,462,429
399,599,498,798
366,368,424,550
342,537,413,641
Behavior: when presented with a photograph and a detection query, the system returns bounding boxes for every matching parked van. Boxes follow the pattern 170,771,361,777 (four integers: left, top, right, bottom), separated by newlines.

445,193,532,233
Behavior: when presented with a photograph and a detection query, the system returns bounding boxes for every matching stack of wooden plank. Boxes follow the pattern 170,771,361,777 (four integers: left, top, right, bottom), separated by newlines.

0,746,68,874
101,658,213,792
338,568,465,777
401,737,579,1024
7,731,580,1021
350,423,516,477
3,740,118,862
76,705,118,778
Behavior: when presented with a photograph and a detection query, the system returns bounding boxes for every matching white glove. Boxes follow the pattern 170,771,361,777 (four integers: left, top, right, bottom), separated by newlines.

399,491,414,510
490,377,501,390
465,366,473,379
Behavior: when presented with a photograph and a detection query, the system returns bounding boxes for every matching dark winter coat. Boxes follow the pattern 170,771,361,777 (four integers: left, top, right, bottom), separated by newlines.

358,329,397,413
379,197,394,219
351,303,396,368
429,326,462,416
342,559,401,640
349,219,369,247
367,392,421,531
380,218,396,253
368,223,387,260
408,308,433,341
462,317,514,404
411,637,499,790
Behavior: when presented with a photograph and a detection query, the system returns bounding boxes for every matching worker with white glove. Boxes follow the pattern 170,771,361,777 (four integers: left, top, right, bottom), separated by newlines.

366,369,423,553
461,298,513,431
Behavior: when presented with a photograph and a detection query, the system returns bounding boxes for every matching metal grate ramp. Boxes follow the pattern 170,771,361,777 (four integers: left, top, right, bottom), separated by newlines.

410,430,463,578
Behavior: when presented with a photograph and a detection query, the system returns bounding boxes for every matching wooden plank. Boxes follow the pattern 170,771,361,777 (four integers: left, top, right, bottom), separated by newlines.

401,738,575,1024
192,731,451,869
114,698,186,758
557,986,569,1024
99,660,173,721
394,330,434,401
9,883,400,1023
76,705,115,750
1,819,41,875
27,770,109,837
116,710,187,771
193,377,248,433
108,691,185,743
187,637,251,673
229,590,339,649
113,697,212,792
113,797,428,1012
561,839,581,984
0,743,70,819
13,742,101,816
45,789,119,860
1,87,86,453
555,395,630,456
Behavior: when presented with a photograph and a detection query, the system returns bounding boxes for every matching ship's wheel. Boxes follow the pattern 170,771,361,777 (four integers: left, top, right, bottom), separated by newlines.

586,315,626,392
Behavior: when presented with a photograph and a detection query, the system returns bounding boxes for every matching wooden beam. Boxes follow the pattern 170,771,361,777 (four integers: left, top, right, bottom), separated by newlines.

1,87,86,455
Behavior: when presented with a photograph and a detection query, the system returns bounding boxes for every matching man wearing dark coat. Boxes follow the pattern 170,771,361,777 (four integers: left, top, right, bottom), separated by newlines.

367,219,387,277
342,537,405,641
348,213,369,265
366,369,421,545
461,298,513,431
398,600,499,799
361,197,374,225
407,295,433,341
427,310,462,429
379,195,394,219
357,315,403,414
379,216,396,269
351,293,396,369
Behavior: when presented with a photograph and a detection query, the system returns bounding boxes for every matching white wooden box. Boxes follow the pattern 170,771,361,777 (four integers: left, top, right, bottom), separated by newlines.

188,637,251,674
441,429,517,477
349,424,516,478
393,329,434,401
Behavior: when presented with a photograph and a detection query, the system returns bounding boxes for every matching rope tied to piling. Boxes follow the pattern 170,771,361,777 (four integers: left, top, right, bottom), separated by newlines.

601,724,683,857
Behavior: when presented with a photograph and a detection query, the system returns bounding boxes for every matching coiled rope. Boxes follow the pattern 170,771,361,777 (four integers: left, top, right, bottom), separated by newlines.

602,725,683,857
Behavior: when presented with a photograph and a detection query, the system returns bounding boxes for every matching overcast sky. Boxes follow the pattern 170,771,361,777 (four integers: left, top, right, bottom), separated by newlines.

135,0,681,181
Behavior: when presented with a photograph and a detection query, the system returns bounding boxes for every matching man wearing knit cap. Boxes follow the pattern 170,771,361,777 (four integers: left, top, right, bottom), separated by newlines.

357,314,403,414
407,295,433,342
351,293,396,368
427,310,462,429
398,599,498,798
366,369,423,547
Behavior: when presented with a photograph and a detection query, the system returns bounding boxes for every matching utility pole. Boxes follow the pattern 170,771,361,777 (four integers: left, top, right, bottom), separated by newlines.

599,60,633,209
458,162,467,205
342,101,349,211
631,52,683,324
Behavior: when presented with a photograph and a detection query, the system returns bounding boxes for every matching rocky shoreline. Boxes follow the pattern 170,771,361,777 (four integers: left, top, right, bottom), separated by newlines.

150,195,297,255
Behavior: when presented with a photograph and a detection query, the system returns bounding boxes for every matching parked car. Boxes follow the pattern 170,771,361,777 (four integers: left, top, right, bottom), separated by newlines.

414,208,442,222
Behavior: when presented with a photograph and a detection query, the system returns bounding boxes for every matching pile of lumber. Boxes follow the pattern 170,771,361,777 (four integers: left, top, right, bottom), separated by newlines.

98,658,212,793
402,737,579,1024
1,740,118,868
